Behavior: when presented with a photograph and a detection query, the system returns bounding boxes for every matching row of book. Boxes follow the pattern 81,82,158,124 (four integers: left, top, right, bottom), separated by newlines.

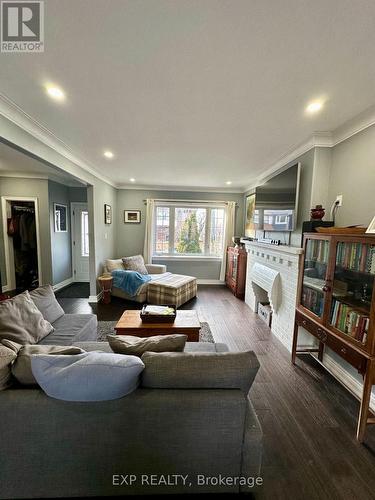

301,286,324,317
336,242,375,274
330,298,369,344
305,239,329,264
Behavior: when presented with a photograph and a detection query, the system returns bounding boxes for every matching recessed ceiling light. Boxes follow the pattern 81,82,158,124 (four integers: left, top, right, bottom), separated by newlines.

129,178,136,183
226,181,232,185
104,151,114,159
306,101,323,114
45,85,65,101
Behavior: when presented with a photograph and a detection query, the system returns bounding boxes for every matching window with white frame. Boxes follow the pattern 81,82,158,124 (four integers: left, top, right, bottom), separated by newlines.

153,204,226,257
81,211,89,257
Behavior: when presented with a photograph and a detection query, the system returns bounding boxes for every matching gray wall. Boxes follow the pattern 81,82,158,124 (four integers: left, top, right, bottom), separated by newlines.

49,181,72,285
0,177,52,287
116,189,244,280
328,124,375,227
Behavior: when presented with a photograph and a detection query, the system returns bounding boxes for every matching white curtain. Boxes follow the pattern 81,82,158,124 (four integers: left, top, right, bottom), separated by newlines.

219,201,236,282
143,199,155,263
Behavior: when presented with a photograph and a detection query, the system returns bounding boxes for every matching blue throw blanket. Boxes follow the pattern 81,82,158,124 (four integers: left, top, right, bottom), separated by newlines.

111,270,152,297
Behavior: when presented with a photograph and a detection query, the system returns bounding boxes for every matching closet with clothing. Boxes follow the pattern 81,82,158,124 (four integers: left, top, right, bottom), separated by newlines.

7,201,39,292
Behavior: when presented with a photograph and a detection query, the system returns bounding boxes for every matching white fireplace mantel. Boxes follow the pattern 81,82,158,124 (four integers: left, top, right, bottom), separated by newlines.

243,239,303,351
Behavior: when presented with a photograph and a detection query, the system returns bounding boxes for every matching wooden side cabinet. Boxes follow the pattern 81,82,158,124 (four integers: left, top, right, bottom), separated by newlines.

292,232,375,442
226,246,247,299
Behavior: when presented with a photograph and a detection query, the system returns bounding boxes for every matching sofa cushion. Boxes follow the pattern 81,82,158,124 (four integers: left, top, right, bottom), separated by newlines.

122,255,148,275
0,345,17,390
105,258,125,272
38,314,98,345
0,291,53,345
141,350,260,394
2,340,85,385
31,352,145,401
29,285,65,324
107,334,187,356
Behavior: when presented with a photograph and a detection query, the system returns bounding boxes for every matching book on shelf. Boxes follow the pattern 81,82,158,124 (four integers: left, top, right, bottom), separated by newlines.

302,286,324,316
330,298,369,344
306,239,329,264
336,242,375,274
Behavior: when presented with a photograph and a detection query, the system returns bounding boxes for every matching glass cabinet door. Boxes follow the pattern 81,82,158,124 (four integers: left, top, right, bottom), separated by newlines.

301,238,330,318
329,241,374,347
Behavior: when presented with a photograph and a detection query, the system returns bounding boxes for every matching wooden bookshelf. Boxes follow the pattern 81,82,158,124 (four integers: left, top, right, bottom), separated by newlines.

292,232,375,443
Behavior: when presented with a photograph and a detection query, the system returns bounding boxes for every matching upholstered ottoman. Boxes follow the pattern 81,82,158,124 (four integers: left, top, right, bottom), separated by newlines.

146,273,197,307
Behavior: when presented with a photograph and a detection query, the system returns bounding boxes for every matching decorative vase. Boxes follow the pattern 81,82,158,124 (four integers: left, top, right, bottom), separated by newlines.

310,205,325,221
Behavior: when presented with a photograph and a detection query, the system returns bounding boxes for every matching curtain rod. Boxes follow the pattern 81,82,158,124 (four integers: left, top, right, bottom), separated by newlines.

143,198,238,206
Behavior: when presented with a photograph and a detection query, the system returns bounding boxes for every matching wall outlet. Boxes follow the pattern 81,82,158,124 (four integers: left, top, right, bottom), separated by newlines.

335,194,343,206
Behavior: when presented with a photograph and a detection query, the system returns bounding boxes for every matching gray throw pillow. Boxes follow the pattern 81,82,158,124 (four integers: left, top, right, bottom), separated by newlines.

122,255,148,275
31,351,145,401
29,285,65,324
141,350,260,394
2,340,85,385
107,334,187,356
0,291,54,345
0,345,17,390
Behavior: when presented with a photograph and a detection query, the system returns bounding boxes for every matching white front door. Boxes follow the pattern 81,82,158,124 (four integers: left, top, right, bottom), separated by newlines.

71,203,90,282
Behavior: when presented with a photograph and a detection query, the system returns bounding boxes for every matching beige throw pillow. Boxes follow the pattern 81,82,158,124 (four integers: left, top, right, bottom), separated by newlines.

0,291,54,345
107,334,187,356
0,345,17,390
2,340,85,385
105,259,125,273
122,255,148,275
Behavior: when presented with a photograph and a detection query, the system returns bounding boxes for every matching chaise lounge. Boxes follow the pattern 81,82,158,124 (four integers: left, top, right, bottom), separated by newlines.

104,258,198,307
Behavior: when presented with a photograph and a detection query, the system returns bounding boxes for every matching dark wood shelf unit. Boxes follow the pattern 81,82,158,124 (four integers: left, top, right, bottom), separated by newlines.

292,232,375,443
226,246,247,299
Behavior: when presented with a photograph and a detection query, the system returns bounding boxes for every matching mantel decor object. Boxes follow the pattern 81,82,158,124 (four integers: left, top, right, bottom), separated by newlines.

310,204,325,221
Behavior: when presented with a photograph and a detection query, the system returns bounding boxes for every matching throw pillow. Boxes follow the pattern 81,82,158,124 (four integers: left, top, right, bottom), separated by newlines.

29,285,65,324
122,255,148,275
0,291,54,345
2,340,85,385
107,334,187,356
141,350,260,394
31,351,145,401
105,258,125,273
0,345,17,390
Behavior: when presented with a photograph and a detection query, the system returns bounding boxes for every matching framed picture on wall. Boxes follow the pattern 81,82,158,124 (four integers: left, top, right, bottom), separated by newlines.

245,193,256,237
104,204,112,224
54,204,67,232
124,210,141,224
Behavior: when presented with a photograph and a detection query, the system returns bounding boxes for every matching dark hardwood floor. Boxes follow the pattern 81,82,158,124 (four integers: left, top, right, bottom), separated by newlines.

58,286,375,500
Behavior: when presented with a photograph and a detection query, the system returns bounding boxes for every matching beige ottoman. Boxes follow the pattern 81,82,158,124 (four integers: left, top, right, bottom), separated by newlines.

147,273,197,308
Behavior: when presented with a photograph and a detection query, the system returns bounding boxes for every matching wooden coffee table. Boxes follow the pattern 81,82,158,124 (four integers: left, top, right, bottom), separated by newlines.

115,310,201,342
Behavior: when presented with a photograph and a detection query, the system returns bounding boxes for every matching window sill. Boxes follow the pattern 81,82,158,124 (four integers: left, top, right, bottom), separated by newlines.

152,255,223,262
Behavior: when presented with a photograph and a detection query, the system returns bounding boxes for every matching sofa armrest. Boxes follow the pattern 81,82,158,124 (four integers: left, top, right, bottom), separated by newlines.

145,264,167,274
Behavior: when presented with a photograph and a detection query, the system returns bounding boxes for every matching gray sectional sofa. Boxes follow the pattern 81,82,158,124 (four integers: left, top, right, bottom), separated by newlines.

0,286,263,498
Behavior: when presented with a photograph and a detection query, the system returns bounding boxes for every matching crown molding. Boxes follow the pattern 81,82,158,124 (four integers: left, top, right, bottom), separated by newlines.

0,92,116,188
332,103,375,146
115,183,243,194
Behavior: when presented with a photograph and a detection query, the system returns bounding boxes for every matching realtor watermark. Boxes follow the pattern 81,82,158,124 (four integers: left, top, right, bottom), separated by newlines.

1,1,44,52
112,474,264,489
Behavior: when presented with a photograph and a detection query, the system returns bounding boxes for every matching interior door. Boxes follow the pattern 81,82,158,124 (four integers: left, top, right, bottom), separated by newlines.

72,203,90,282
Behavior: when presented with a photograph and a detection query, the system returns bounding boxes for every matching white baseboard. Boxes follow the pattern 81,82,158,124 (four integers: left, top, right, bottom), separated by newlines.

197,279,225,285
315,352,375,413
88,290,103,303
2,285,10,293
52,277,75,292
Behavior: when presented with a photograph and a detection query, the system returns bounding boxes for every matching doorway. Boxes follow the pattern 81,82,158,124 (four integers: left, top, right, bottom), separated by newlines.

1,196,42,293
71,202,90,282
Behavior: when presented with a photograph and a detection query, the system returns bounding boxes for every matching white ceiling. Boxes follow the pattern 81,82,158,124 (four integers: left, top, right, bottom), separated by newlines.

0,142,86,187
1,0,375,191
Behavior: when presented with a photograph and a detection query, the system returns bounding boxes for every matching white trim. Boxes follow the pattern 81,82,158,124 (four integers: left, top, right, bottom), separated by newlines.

70,202,90,282
116,183,243,193
2,285,10,293
332,103,375,146
52,277,75,292
1,196,43,290
0,92,115,188
313,352,375,414
197,279,225,285
88,290,103,303
153,256,222,262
